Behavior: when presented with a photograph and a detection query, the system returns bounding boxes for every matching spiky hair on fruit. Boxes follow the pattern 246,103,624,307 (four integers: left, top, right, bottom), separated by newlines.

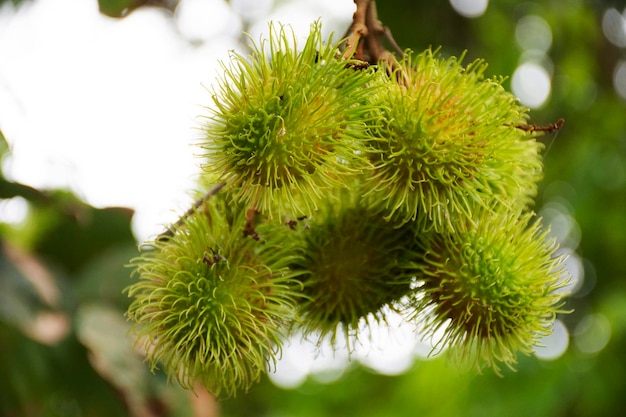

408,209,569,374
198,22,375,219
125,192,302,397
362,49,544,232
285,190,420,346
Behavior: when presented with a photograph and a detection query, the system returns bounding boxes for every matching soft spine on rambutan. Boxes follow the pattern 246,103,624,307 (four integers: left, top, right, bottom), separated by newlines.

361,50,544,232
407,208,569,374
283,189,421,347
199,22,376,219
125,194,302,397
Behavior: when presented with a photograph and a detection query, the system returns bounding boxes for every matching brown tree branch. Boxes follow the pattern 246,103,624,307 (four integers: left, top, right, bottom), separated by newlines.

342,0,408,83
343,0,370,60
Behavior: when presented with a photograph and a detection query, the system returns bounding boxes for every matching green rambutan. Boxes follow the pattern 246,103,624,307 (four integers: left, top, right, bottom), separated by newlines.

125,192,301,397
199,22,375,218
286,191,419,345
408,209,569,374
362,50,544,231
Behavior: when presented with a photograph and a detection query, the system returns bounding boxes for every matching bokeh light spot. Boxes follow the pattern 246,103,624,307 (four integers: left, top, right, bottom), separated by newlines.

516,15,552,52
576,259,597,298
613,60,626,100
449,0,488,18
554,248,584,296
602,8,626,48
575,314,611,355
511,62,551,108
534,319,569,361
0,196,29,225
539,202,582,250
231,0,273,22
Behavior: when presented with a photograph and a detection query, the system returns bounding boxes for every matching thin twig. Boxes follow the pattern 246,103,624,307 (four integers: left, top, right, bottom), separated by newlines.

243,208,260,240
513,118,565,133
383,26,404,56
157,183,226,241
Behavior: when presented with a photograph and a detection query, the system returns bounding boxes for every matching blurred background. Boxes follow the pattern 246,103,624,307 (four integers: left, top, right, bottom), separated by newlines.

1,0,625,416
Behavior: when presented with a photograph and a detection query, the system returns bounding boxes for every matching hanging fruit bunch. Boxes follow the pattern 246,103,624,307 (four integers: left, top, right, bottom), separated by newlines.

126,0,569,397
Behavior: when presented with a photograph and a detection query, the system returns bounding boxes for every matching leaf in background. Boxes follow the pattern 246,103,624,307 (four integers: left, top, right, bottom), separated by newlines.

0,320,130,417
98,0,179,18
75,303,164,416
0,129,7,159
26,191,135,275
73,244,140,310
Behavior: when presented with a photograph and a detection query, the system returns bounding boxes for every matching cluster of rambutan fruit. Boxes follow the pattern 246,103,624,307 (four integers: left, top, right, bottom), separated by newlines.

126,23,569,397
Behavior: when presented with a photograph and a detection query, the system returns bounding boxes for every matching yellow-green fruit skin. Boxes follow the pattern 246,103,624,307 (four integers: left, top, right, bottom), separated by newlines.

363,50,544,232
286,193,420,345
409,210,568,374
125,195,301,397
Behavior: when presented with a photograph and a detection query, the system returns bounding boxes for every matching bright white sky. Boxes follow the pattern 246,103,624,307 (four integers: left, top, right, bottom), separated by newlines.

0,0,573,383
0,0,354,242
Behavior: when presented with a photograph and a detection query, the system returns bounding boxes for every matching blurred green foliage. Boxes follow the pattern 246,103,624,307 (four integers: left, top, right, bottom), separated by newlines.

96,0,178,18
1,0,626,416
